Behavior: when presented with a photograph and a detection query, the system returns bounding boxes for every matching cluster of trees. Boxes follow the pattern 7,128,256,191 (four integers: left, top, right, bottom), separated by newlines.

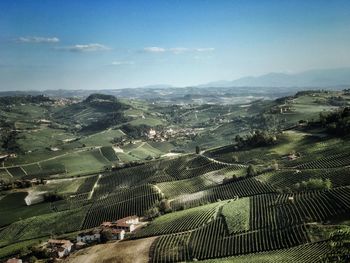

319,107,350,136
84,93,128,112
144,199,172,220
235,130,278,148
293,178,332,191
323,227,350,262
82,111,128,132
120,124,151,138
0,179,45,191
0,120,22,154
0,95,52,106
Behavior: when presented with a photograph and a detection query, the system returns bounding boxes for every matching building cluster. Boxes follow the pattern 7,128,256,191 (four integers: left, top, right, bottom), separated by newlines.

33,216,141,260
146,127,198,142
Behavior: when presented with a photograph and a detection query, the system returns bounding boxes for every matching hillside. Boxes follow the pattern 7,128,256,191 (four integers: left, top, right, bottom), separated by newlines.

0,89,350,262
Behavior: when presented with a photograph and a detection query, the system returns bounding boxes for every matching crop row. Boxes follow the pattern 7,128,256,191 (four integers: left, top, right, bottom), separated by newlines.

134,202,220,238
258,167,350,190
282,151,350,169
209,241,330,263
82,192,161,229
249,187,350,230
100,146,119,162
171,178,276,210
76,175,99,194
91,184,158,208
151,217,310,262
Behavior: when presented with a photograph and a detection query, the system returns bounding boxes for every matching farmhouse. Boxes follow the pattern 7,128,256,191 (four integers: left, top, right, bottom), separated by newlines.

46,239,73,258
101,215,139,233
77,229,101,243
50,147,60,152
101,228,125,241
147,129,157,139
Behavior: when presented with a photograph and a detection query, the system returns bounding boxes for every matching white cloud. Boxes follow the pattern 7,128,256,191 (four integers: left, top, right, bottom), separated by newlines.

111,61,134,65
195,48,215,52
169,47,189,54
16,36,60,43
58,43,111,52
143,46,215,54
143,47,166,53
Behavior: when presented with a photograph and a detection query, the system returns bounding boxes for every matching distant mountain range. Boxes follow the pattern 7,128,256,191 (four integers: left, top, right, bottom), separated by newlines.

199,67,350,88
0,68,349,99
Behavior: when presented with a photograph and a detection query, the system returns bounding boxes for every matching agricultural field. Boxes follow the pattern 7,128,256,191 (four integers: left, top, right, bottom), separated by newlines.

1,90,350,262
79,128,125,147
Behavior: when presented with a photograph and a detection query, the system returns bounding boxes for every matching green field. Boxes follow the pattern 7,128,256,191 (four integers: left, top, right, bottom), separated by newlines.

79,128,125,146
0,192,52,226
221,197,250,234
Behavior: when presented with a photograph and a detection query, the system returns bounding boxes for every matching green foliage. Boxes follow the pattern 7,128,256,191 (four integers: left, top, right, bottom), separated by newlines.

247,164,257,177
322,227,350,262
319,107,350,136
144,207,160,220
221,198,250,234
0,207,87,247
159,199,172,214
293,178,332,191
136,202,220,238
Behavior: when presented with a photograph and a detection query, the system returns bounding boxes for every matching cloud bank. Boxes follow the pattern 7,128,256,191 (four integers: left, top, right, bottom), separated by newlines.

57,43,111,52
143,46,215,54
16,36,60,43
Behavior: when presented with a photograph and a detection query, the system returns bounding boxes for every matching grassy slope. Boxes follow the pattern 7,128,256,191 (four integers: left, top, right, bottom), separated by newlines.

221,197,250,234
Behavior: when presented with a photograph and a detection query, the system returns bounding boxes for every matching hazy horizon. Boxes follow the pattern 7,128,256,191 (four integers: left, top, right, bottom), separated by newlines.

1,0,350,90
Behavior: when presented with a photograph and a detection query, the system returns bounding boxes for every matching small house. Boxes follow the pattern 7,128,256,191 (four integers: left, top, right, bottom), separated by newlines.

77,229,101,243
101,215,140,233
47,239,72,258
75,241,87,249
111,229,125,240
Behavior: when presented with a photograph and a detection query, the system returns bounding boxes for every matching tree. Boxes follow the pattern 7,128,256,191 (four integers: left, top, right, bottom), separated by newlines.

145,207,160,220
195,145,200,154
101,229,113,242
28,256,38,263
247,164,257,177
271,160,279,171
159,199,172,213
232,155,239,162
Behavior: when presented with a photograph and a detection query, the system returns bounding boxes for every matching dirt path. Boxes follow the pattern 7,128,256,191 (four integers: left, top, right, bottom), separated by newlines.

64,237,157,263
200,154,247,167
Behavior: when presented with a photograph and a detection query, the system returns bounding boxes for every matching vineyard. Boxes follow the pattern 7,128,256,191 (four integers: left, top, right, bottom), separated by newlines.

257,167,350,190
200,241,331,263
171,177,276,210
82,184,162,229
150,217,311,262
145,185,350,262
0,207,87,247
100,146,119,162
135,202,221,238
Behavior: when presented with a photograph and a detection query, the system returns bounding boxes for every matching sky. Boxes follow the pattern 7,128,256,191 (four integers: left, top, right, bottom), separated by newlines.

0,0,350,90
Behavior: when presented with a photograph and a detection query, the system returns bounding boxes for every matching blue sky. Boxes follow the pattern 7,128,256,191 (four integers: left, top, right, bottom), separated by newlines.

1,0,350,90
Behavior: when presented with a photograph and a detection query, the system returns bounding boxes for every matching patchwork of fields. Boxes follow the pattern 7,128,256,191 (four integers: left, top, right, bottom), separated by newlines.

1,90,350,261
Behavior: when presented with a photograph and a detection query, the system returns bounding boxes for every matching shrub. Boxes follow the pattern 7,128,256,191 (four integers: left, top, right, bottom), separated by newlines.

247,164,257,177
